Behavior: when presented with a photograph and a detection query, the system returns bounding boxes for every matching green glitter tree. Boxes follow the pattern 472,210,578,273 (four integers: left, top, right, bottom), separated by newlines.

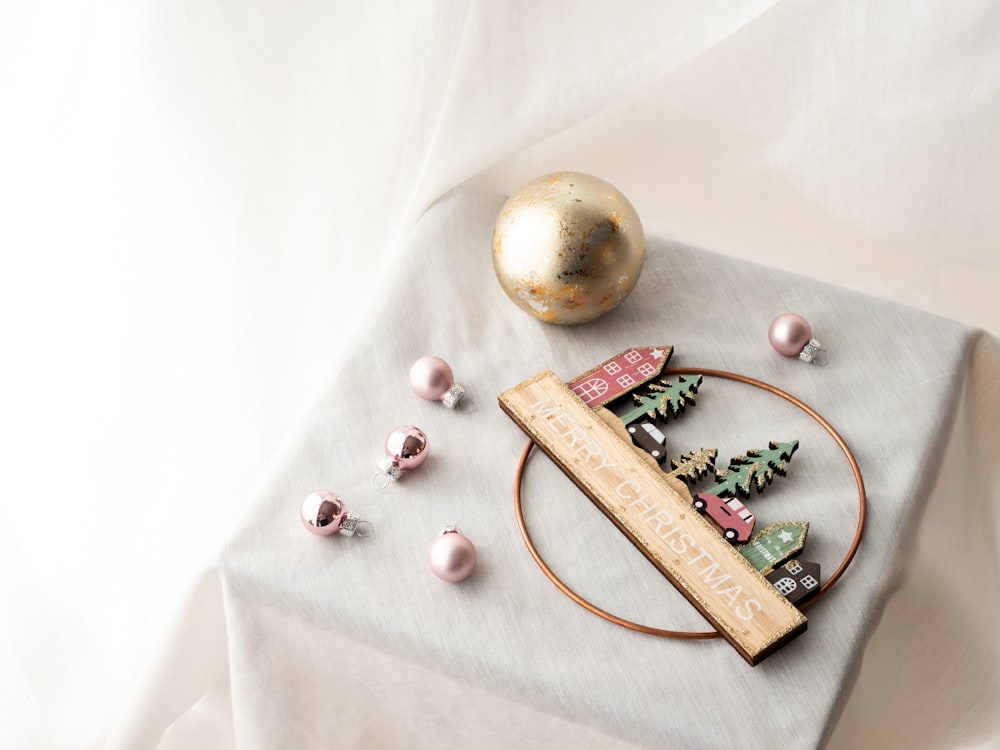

619,375,703,426
703,440,799,499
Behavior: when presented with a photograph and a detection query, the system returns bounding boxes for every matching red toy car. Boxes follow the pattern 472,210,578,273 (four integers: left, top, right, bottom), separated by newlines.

693,492,756,544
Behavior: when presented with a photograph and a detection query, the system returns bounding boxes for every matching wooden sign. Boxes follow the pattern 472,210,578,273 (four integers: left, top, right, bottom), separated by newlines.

499,371,807,665
567,346,671,408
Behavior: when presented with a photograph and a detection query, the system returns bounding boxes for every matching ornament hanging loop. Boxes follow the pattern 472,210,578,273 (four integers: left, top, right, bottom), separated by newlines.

371,470,394,490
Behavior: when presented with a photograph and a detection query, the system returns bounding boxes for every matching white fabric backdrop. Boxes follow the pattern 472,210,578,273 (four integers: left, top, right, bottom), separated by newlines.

1,1,998,748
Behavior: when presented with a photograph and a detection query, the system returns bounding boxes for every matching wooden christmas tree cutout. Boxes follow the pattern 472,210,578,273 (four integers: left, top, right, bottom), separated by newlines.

619,375,703,426
668,448,719,485
705,441,799,499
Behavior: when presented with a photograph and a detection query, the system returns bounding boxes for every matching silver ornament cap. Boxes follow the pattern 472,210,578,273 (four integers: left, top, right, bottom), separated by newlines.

492,171,645,325
338,510,361,537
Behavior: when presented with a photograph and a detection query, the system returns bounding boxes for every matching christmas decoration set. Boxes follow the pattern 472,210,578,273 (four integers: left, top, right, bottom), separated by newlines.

297,171,863,664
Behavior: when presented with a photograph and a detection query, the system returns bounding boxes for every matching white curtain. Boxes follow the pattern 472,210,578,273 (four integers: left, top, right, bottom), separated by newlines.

2,2,998,747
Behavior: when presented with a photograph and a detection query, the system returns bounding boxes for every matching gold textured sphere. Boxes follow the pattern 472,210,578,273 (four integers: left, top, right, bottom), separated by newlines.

491,171,645,324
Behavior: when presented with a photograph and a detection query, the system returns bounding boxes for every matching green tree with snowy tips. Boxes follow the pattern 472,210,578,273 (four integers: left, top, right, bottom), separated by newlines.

619,375,703,426
703,440,799,499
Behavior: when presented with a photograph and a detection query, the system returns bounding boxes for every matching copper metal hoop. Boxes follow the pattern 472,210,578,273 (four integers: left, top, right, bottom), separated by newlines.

513,367,867,639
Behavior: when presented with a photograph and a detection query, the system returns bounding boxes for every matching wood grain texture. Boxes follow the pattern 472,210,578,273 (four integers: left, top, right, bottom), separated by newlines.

500,370,807,665
595,408,663,472
595,407,695,503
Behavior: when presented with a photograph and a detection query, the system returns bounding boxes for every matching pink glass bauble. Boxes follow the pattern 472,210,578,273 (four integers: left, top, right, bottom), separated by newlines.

408,356,454,401
408,355,468,409
300,489,347,536
385,425,429,471
768,313,813,357
429,529,477,582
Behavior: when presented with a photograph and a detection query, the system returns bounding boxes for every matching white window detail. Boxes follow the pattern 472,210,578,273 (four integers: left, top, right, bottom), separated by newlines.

800,575,819,589
624,350,642,364
773,578,797,595
604,361,622,375
572,378,609,401
637,362,656,378
784,560,803,574
616,374,636,388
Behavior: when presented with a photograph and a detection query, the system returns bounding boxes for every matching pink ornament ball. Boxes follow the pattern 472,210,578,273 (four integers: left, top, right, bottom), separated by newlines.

429,530,477,582
301,489,348,536
385,425,429,471
408,356,455,401
769,313,813,357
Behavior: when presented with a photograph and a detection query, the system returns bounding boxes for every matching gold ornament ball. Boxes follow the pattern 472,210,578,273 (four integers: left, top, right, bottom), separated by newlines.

491,171,646,324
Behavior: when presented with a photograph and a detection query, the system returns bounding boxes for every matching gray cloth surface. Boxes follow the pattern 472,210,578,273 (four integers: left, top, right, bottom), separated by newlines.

220,188,972,748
